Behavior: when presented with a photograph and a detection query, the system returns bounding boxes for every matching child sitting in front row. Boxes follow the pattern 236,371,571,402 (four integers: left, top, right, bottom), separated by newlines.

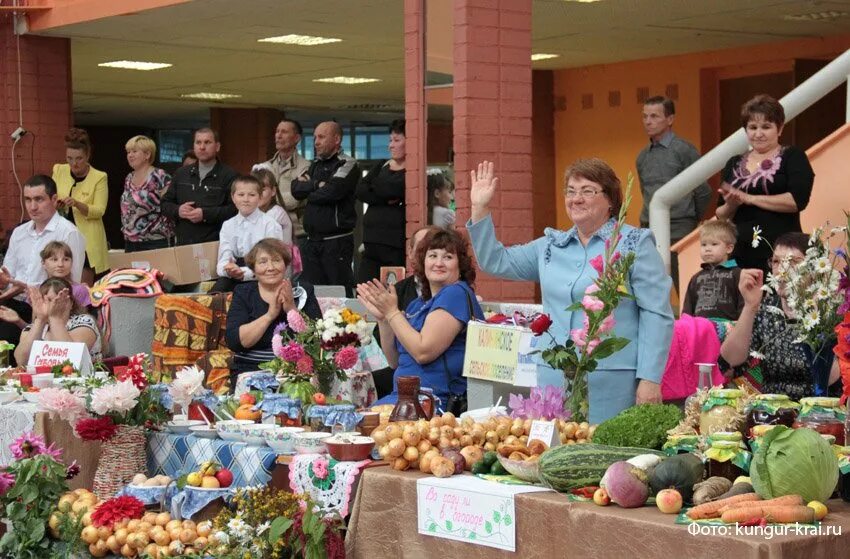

0,241,91,330
681,219,743,322
213,175,284,293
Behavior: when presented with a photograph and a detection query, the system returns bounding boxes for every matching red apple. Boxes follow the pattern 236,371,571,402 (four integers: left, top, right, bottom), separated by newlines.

593,488,611,506
239,393,256,406
312,393,326,405
214,468,234,488
655,489,683,514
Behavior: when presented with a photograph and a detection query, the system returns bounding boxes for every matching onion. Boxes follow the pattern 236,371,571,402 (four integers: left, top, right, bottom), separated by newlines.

420,449,440,473
417,439,433,454
430,456,455,478
392,457,410,471
441,412,456,427
441,449,465,475
371,429,388,446
385,423,403,441
402,427,421,447
429,416,443,430
387,438,406,458
460,446,484,470
403,446,420,462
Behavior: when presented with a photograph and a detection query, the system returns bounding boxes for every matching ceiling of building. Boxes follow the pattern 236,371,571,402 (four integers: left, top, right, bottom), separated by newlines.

30,0,850,127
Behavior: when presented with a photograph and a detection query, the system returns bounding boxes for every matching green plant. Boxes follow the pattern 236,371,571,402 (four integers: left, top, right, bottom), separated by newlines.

590,403,683,449
0,454,68,558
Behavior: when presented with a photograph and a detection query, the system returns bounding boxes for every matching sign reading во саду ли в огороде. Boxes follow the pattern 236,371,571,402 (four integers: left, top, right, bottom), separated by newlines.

417,475,551,551
462,321,539,387
27,340,93,374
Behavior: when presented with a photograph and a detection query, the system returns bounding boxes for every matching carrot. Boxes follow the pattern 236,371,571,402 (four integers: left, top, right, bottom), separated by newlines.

721,505,815,524
686,493,761,520
718,494,803,514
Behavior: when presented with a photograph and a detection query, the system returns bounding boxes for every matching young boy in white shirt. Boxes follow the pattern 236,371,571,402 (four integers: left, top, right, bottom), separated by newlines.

213,175,283,292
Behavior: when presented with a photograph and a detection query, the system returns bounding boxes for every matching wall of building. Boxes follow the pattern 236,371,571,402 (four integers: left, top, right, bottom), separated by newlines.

552,34,850,230
0,23,71,242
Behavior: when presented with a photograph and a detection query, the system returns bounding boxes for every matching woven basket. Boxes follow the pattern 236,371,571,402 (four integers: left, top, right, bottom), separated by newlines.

93,425,147,499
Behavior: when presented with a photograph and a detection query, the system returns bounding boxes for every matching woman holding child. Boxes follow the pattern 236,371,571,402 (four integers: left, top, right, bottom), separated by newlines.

465,159,674,423
716,94,815,272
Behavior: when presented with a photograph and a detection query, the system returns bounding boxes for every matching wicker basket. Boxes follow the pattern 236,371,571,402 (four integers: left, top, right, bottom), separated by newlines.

92,425,147,499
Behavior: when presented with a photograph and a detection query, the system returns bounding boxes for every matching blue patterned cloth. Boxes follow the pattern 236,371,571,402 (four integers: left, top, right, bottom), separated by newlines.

146,432,278,488
192,389,221,410
255,394,301,417
171,487,235,519
117,484,178,506
245,372,280,392
324,405,362,432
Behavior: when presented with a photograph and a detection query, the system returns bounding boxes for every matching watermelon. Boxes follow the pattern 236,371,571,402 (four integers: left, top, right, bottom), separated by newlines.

538,443,665,492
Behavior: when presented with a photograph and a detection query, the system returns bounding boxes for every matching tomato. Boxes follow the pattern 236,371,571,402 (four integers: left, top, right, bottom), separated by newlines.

61,365,74,376
312,393,326,405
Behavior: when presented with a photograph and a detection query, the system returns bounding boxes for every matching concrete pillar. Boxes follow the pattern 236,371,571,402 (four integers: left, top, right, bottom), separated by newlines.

453,0,535,303
0,26,71,233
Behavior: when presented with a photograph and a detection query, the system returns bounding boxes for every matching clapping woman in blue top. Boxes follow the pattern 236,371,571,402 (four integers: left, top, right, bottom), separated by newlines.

357,228,483,408
466,159,674,423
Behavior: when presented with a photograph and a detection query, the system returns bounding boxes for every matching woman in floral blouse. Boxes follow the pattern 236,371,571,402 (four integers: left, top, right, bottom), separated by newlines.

716,94,815,272
121,136,174,252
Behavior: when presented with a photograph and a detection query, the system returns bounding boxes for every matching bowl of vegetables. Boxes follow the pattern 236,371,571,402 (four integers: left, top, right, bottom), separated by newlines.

496,454,541,483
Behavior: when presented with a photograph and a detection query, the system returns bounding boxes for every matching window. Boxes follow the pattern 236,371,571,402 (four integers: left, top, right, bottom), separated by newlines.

296,124,397,161
157,130,194,163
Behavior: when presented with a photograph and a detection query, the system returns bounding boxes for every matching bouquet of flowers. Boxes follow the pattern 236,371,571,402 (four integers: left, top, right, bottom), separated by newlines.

38,352,171,441
206,486,344,559
754,221,847,395
832,211,850,403
264,308,371,396
534,177,637,422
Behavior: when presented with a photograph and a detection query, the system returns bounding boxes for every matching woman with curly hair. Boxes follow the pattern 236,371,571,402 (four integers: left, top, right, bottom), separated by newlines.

357,228,483,408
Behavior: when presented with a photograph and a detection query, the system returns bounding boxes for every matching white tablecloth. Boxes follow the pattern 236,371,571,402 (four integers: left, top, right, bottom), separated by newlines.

0,401,39,465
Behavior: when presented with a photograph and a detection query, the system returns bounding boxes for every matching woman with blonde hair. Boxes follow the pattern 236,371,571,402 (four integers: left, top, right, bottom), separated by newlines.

52,128,109,282
121,135,174,252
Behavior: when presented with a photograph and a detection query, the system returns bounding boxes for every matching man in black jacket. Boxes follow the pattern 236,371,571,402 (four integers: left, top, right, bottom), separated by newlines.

162,128,238,245
292,121,360,296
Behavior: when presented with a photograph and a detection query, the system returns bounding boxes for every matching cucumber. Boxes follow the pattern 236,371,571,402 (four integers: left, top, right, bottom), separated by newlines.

489,461,508,476
538,443,665,492
471,460,489,475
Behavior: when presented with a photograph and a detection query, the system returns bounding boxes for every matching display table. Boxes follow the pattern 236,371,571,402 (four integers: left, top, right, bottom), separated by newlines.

147,432,278,487
0,403,100,490
346,467,850,558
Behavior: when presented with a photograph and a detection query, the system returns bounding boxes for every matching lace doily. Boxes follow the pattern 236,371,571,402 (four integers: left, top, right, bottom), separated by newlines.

0,402,38,465
289,453,370,517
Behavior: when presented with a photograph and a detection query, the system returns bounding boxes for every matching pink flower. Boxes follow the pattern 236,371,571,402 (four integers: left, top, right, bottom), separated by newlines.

584,284,600,295
91,379,140,416
313,456,329,479
334,346,359,370
597,314,616,334
611,251,621,263
287,310,308,333
296,355,314,374
581,295,604,312
10,432,62,461
38,387,89,423
589,255,604,275
586,339,601,354
281,341,306,363
570,328,587,347
0,472,14,496
271,322,287,358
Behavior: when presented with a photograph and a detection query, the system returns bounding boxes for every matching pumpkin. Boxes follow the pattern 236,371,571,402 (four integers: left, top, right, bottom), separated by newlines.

234,404,262,421
648,453,705,504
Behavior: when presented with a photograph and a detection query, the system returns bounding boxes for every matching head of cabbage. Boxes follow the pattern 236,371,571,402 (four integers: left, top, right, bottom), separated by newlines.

751,425,839,503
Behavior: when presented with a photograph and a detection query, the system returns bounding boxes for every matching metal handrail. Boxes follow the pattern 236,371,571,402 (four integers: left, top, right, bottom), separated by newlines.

649,48,850,271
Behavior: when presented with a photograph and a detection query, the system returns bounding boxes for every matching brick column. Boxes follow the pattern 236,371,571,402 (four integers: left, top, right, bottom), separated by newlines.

0,25,71,236
453,0,534,302
403,0,428,239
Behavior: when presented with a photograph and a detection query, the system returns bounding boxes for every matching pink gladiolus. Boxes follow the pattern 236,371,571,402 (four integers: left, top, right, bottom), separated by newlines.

597,314,616,334
586,339,601,354
286,310,308,333
334,346,359,370
611,251,621,263
581,295,604,312
570,328,587,347
584,283,600,295
589,255,604,275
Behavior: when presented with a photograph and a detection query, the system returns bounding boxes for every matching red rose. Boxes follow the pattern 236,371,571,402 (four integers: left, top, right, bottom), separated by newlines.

530,314,553,336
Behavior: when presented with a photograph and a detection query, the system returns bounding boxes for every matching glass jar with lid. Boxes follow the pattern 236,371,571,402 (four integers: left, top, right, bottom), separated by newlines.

662,434,701,456
796,397,846,444
836,446,850,502
700,388,745,435
745,394,799,436
705,439,751,482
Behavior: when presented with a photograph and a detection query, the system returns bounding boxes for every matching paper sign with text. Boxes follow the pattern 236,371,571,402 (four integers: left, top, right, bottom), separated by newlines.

463,322,535,385
27,341,93,375
417,475,550,551
528,420,560,448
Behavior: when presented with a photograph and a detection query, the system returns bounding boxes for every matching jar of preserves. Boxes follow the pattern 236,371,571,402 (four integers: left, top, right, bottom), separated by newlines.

793,412,845,444
306,405,331,432
705,440,751,482
749,424,779,454
836,446,850,502
700,388,745,435
662,434,701,456
745,394,799,436
708,431,746,448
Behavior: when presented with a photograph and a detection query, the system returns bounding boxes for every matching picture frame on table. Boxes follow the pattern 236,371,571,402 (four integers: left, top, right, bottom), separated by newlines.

379,266,406,287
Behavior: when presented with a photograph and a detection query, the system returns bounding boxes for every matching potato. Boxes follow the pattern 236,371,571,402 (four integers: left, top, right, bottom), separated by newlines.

143,478,160,487
527,439,548,456
508,451,529,461
132,474,147,486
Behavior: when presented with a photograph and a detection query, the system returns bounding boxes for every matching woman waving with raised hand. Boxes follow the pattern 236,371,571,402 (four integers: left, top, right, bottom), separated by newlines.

466,160,674,423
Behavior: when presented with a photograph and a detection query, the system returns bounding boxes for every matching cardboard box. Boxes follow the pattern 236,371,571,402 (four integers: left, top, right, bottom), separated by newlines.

108,241,219,284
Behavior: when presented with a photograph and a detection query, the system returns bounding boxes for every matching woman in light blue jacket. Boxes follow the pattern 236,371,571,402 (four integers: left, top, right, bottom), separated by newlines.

466,159,674,423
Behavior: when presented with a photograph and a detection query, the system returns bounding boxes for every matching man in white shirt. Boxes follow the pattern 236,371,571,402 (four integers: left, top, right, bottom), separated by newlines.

213,175,283,292
0,175,86,360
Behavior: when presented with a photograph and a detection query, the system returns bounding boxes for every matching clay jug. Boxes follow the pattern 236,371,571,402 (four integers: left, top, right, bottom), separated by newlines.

390,376,436,421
